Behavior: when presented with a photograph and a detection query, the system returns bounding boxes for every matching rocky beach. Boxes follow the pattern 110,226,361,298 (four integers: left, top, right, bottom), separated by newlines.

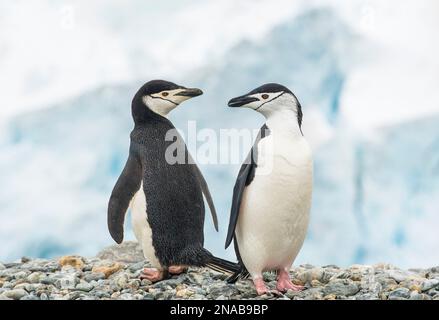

1,242,438,300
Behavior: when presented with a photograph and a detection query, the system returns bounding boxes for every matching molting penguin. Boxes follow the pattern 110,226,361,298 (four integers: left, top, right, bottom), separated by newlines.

225,83,313,295
108,80,238,282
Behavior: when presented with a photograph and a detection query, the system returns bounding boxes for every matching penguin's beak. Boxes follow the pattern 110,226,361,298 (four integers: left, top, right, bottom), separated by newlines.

175,88,203,98
228,95,259,108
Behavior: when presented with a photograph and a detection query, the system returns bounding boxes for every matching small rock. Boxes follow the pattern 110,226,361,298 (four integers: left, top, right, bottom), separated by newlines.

386,269,410,283
40,293,49,300
140,279,152,286
297,268,324,285
14,282,30,290
113,273,129,289
20,295,39,300
422,279,439,292
4,289,29,300
14,271,30,279
59,256,85,270
409,291,431,300
0,263,5,270
388,287,410,300
55,274,80,290
27,272,44,283
76,281,94,292
0,294,12,300
92,262,123,278
128,261,145,273
83,272,106,282
143,292,155,300
176,288,194,298
323,279,359,297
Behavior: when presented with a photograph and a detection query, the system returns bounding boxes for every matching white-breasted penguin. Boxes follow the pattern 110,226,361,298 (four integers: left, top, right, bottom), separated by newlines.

108,80,238,282
225,83,313,295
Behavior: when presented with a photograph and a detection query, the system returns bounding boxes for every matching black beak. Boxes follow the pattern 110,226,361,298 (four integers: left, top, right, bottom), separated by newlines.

228,95,259,107
175,87,203,97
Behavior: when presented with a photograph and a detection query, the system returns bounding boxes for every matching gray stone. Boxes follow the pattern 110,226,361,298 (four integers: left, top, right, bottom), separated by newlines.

141,279,152,286
0,263,5,270
41,276,57,285
323,279,359,296
421,279,439,291
118,293,134,300
208,283,239,299
386,269,410,283
0,294,12,300
76,281,94,292
14,283,30,290
409,291,431,300
4,289,29,300
143,293,155,300
14,271,30,279
128,261,145,273
27,272,44,283
55,274,80,290
83,272,106,282
159,277,184,288
20,294,39,300
388,287,410,300
40,293,49,300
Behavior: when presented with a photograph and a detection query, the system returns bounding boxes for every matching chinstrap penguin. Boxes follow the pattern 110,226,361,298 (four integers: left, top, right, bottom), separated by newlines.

225,83,313,295
108,80,238,281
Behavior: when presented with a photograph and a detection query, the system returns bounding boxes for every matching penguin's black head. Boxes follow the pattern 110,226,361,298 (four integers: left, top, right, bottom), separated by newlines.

228,83,302,128
132,80,203,120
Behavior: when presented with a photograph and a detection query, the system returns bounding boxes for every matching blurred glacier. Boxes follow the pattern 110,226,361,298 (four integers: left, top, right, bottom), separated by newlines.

1,1,439,268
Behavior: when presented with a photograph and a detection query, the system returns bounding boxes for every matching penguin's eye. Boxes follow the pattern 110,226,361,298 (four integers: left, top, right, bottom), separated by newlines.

162,92,169,97
261,94,269,100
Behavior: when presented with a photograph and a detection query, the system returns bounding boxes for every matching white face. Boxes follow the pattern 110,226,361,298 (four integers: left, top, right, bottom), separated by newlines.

237,92,298,117
142,88,195,116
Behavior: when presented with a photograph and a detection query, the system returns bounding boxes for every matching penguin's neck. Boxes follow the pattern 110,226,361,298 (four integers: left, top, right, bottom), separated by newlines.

264,109,303,138
131,99,168,124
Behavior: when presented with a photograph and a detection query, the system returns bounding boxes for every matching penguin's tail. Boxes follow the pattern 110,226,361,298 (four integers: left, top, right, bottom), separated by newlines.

226,267,250,283
203,251,240,274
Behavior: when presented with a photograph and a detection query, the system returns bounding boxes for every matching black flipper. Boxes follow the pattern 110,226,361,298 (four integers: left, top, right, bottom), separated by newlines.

225,124,270,249
188,153,219,231
107,146,142,244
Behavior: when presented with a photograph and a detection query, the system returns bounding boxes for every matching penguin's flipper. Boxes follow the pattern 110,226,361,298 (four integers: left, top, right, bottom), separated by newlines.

225,124,270,249
189,153,219,232
107,150,142,244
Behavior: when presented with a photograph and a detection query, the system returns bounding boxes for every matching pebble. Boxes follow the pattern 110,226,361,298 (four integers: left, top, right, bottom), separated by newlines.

322,279,360,297
1,243,438,300
4,288,28,300
76,280,94,292
83,272,106,282
388,287,410,300
59,256,85,270
421,279,439,291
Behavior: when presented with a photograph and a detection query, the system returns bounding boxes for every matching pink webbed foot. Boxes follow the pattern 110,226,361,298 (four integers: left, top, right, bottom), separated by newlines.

276,269,304,292
168,265,188,275
140,268,165,282
253,277,269,296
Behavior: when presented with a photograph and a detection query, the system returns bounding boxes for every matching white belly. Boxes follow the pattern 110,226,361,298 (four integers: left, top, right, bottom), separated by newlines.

235,135,313,276
130,182,162,269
